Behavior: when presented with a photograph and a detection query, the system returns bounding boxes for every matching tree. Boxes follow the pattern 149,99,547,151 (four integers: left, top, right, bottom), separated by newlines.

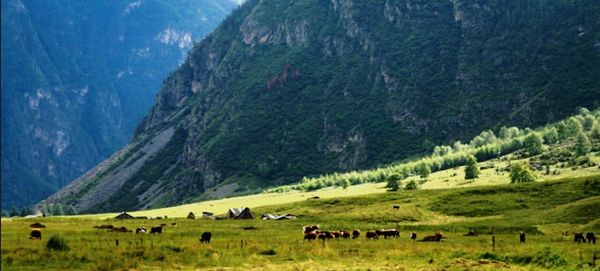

523,132,544,155
591,122,600,139
464,155,479,180
510,163,536,183
582,115,596,131
575,132,592,157
65,205,77,216
9,207,20,217
1,210,9,217
20,207,33,217
499,126,522,139
470,130,497,147
385,174,401,191
543,127,559,144
417,162,431,178
404,180,420,190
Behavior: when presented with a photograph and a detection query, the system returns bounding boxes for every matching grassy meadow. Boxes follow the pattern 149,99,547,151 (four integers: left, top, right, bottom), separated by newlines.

2,176,600,270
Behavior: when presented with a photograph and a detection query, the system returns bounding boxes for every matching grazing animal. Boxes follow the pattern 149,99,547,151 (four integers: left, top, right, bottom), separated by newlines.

160,223,167,227
419,232,443,242
111,226,132,233
586,232,596,244
303,225,319,234
136,227,147,234
519,232,526,243
463,231,478,236
376,229,400,239
352,229,360,239
574,232,586,243
330,231,341,239
150,226,163,234
366,231,378,240
340,230,351,239
318,231,334,240
304,231,318,241
393,205,400,210
93,224,114,229
30,229,42,240
410,232,417,241
200,232,212,243
30,222,46,228
171,223,177,226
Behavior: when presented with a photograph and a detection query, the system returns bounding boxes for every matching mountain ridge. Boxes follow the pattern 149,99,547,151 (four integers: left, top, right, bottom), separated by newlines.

45,0,600,213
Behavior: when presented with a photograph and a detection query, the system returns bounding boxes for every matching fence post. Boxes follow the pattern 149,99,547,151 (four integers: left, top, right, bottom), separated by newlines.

115,239,119,246
492,236,495,252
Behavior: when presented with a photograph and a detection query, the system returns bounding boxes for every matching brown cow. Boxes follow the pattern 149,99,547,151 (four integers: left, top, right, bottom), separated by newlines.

366,231,378,240
340,230,351,239
519,232,526,243
419,232,443,242
303,225,319,234
304,231,318,241
150,226,163,234
318,231,334,240
330,231,341,239
410,232,417,241
352,229,361,239
30,229,42,240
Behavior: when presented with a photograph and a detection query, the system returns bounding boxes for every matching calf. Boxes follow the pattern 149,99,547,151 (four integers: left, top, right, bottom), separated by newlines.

519,232,526,243
352,229,360,239
30,229,42,240
150,226,163,234
200,232,212,243
366,231,378,240
586,232,596,244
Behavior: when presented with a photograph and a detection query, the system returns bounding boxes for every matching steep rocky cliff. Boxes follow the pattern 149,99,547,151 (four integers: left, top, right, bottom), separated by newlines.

45,0,600,213
1,0,237,208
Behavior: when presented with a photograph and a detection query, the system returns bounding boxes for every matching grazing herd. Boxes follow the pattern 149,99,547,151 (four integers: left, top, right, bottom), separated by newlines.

574,232,596,244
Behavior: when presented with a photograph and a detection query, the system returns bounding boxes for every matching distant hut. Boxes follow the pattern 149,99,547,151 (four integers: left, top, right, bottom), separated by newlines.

236,207,254,220
114,212,135,220
187,212,196,219
227,208,242,219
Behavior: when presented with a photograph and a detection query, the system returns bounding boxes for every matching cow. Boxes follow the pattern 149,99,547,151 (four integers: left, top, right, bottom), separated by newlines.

200,232,212,243
366,231,378,240
111,226,132,233
463,231,478,236
93,225,114,229
30,222,46,228
330,231,341,239
160,223,167,227
519,232,526,243
318,231,334,240
410,232,417,241
303,225,319,234
150,226,163,234
376,229,400,239
30,229,42,240
393,205,400,210
586,232,596,244
136,227,147,234
419,232,443,242
340,230,351,239
574,232,586,243
304,231,318,241
352,229,361,239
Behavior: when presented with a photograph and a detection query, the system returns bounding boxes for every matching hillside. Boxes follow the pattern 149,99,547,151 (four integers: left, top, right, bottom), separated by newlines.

1,0,238,208
44,0,600,213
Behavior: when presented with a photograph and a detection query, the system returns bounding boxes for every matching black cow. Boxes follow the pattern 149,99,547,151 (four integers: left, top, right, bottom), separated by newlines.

586,232,596,244
30,229,42,240
410,232,417,241
150,226,163,234
200,232,212,243
365,231,378,240
519,232,526,243
352,229,360,239
574,232,585,243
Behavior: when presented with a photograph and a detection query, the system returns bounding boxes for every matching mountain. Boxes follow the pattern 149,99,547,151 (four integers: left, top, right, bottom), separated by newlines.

1,0,238,208
44,0,600,213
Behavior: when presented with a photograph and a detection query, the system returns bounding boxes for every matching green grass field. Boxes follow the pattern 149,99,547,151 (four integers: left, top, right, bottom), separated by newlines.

2,176,599,270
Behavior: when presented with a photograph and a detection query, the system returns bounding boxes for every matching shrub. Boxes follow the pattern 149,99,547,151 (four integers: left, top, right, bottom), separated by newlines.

404,180,420,190
574,132,591,157
464,155,479,180
385,174,401,191
510,163,536,183
46,235,70,251
523,132,544,156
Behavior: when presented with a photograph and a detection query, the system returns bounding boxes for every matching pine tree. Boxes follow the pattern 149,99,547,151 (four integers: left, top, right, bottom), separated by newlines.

464,155,479,180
